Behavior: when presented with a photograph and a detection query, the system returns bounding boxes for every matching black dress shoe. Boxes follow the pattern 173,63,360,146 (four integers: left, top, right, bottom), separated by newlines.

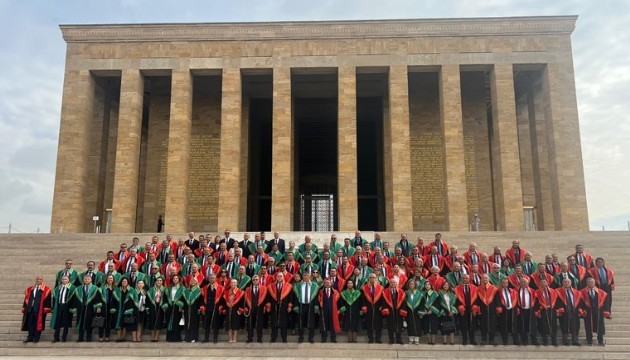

470,341,478,346
202,339,209,343
246,339,252,343
331,339,337,343
270,339,276,343
257,339,263,343
375,339,382,344
282,339,287,343
52,339,60,343
298,339,303,343
572,342,581,346
368,340,374,344
76,339,84,343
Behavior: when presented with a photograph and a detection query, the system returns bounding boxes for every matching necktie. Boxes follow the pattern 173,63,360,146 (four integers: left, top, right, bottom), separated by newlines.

464,285,470,306
472,253,477,263
371,285,375,298
545,289,551,307
254,286,258,296
433,255,438,266
277,284,282,301
132,272,136,283
521,289,526,308
392,289,397,306
590,289,595,299
327,288,330,297
566,289,573,308
83,285,88,304
599,268,607,283
305,284,310,304
60,287,65,304
504,289,511,309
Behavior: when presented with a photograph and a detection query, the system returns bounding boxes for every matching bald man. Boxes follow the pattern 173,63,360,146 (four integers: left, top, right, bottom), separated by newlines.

22,275,52,343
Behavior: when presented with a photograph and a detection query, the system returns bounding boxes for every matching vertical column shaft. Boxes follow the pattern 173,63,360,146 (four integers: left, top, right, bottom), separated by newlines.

440,64,469,231
111,69,144,233
338,66,358,231
387,65,413,231
490,63,524,231
217,68,242,231
165,69,193,232
542,62,589,231
271,67,293,231
51,70,95,233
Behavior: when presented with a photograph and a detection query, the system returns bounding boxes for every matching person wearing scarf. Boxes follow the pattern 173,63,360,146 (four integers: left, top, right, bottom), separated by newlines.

146,276,166,342
339,280,361,343
183,278,204,342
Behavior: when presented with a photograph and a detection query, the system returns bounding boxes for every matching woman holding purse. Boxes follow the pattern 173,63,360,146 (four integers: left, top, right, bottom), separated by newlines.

437,281,457,345
114,278,138,342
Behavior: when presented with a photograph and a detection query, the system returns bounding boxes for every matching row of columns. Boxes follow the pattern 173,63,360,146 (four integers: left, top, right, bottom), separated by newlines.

51,62,587,233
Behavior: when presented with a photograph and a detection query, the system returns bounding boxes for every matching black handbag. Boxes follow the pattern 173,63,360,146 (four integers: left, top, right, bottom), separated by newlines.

441,319,456,332
122,315,136,325
92,316,105,328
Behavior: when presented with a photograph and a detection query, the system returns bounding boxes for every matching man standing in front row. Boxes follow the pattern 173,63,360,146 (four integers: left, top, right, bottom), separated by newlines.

51,275,75,342
21,275,52,343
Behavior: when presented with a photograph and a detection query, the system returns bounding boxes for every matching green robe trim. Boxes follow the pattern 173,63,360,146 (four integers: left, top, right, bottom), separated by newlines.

340,289,362,305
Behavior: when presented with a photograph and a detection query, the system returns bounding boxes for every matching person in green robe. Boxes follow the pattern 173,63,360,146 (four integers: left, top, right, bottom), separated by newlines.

405,280,423,344
71,274,102,342
164,274,185,342
98,274,118,342
50,275,75,342
183,278,204,342
339,279,361,343
437,281,457,345
420,281,441,344
114,277,138,342
146,276,166,342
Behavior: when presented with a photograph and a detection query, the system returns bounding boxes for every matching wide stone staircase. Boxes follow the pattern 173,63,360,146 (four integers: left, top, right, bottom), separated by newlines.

0,231,628,359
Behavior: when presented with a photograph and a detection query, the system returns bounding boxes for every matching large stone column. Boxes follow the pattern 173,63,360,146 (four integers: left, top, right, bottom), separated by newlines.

387,65,413,231
490,64,524,231
542,61,589,231
439,64,469,231
111,69,144,233
271,67,293,231
217,68,242,231
165,69,192,232
51,70,95,233
337,66,358,231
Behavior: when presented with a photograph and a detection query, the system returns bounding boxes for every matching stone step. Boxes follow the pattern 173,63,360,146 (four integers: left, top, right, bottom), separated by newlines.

1,342,629,358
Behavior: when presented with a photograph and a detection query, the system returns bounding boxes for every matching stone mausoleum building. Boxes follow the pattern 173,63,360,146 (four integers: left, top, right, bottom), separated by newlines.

51,16,589,234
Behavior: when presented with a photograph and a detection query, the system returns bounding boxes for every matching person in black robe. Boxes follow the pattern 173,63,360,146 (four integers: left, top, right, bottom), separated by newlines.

556,278,582,346
146,277,166,342
476,274,499,345
339,280,361,343
51,275,74,342
534,278,558,346
224,279,245,343
382,278,406,344
269,272,293,343
73,275,102,342
361,273,384,344
21,275,52,343
202,274,224,343
496,278,518,345
99,274,118,342
245,275,267,343
164,275,185,342
183,278,204,342
580,278,607,346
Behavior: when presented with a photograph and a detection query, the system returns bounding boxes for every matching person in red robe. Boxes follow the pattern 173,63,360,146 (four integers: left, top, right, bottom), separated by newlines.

244,275,268,343
505,240,527,266
534,278,558,346
316,278,341,343
555,278,582,346
21,275,52,343
588,257,614,315
454,274,478,345
580,278,608,346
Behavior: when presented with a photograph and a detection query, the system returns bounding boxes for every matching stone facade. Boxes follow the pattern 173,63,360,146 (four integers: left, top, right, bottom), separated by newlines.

51,16,589,233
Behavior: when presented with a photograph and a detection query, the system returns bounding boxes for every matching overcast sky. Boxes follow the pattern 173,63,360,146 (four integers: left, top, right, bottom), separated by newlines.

0,0,628,233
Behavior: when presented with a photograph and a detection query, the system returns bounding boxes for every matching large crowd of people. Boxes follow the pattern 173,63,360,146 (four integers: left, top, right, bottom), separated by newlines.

22,231,615,347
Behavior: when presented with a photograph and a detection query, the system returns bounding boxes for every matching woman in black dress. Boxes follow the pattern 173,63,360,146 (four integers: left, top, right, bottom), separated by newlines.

99,274,118,342
115,278,139,342
134,280,147,342
339,279,361,343
420,281,440,344
224,278,245,343
437,281,457,345
183,278,204,342
165,274,185,342
405,280,423,344
146,276,166,342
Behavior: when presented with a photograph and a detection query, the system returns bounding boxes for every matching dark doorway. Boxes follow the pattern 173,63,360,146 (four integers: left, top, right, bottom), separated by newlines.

292,71,339,231
245,74,273,231
357,71,387,230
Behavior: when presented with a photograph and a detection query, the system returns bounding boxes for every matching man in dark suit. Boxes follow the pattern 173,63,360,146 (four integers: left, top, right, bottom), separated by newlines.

185,231,200,252
223,229,236,248
22,275,52,343
266,231,286,254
